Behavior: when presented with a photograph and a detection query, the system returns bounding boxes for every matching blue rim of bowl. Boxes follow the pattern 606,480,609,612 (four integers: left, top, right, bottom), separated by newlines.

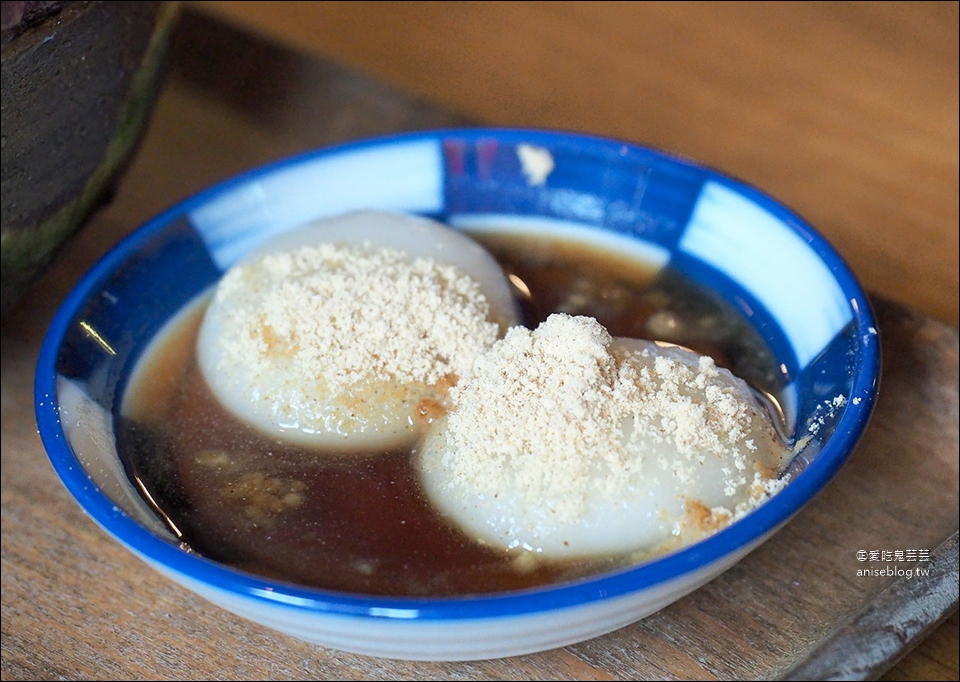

35,127,881,622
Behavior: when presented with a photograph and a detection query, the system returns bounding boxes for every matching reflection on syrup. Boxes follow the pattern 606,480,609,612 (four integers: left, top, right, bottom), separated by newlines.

119,232,787,597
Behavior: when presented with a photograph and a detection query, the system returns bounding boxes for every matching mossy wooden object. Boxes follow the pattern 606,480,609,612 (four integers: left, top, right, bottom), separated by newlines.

1,1,179,315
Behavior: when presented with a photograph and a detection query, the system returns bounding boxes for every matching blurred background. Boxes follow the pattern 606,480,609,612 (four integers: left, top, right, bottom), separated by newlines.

188,2,959,678
1,1,955,678
192,1,958,330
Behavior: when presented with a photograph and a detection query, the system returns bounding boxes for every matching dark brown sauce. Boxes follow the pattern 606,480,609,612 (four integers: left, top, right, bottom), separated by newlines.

118,231,782,597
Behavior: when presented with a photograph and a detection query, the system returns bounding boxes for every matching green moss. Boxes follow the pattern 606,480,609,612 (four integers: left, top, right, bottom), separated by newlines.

1,1,181,314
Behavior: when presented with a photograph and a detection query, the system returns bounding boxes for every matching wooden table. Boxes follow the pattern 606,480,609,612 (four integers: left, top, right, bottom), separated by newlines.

2,3,957,679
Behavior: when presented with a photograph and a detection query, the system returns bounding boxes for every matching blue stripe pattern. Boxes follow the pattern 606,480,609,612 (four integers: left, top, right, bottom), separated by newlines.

189,138,445,269
680,181,853,369
34,128,879,644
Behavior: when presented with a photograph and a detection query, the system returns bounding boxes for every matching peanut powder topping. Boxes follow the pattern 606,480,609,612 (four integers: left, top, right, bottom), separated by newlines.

420,313,787,553
216,242,499,393
199,240,506,448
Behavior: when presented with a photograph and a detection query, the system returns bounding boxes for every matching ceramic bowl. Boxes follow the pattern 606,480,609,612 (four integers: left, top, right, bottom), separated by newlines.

35,128,880,661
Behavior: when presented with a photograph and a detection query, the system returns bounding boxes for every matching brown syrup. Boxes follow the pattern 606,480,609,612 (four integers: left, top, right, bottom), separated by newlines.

118,232,781,597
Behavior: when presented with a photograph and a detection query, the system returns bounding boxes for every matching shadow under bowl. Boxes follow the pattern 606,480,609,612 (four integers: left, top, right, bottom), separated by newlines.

34,128,881,660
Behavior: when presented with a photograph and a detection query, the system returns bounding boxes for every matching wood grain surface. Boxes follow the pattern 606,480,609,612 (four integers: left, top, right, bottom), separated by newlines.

193,1,959,330
1,3,957,680
183,4,960,676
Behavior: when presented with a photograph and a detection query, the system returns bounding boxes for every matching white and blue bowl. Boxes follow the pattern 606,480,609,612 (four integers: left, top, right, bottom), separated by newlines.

35,128,880,661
